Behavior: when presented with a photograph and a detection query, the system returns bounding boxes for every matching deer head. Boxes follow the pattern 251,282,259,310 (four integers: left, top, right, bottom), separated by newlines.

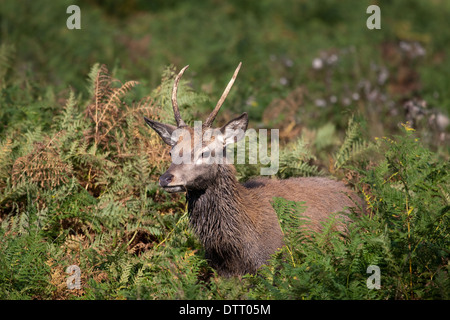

144,63,248,193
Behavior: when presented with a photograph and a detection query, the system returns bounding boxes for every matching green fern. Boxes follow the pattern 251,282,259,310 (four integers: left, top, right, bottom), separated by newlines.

86,63,101,97
278,137,323,178
151,65,209,125
271,197,309,252
334,116,373,169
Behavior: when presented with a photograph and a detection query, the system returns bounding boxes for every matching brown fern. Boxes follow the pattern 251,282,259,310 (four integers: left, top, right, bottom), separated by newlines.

0,138,13,188
85,64,158,151
12,133,73,189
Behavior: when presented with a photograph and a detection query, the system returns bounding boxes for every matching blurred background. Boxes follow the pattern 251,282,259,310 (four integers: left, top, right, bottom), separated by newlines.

1,0,449,154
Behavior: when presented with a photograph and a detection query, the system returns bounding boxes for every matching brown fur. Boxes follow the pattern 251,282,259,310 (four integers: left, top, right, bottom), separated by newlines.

144,63,363,277
185,164,361,277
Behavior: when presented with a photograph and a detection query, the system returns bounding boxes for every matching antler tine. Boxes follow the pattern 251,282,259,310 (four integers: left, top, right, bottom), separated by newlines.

204,62,242,127
172,65,189,127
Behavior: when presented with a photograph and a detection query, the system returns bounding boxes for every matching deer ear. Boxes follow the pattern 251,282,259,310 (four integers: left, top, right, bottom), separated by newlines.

144,117,178,146
219,112,248,145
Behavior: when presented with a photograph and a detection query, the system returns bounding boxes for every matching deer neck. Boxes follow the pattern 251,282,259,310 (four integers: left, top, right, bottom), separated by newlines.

186,165,253,245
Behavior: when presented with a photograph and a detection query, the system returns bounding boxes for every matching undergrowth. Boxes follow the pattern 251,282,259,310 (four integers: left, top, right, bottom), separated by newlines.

0,64,448,300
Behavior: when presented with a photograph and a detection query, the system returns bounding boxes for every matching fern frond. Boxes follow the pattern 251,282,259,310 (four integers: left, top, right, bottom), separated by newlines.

119,259,134,285
152,65,209,125
334,116,372,169
316,213,340,249
84,64,155,151
86,63,101,96
0,137,14,186
98,80,139,125
278,137,323,178
11,133,73,189
0,179,38,209
56,90,83,132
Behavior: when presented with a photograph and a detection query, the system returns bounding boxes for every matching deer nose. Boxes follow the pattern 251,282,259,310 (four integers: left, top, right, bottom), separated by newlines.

159,173,174,187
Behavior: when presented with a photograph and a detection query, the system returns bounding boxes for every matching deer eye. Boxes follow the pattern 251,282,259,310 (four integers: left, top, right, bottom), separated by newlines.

201,150,211,158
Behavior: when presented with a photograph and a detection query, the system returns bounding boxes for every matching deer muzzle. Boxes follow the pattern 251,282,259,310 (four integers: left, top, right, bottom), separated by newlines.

159,171,185,193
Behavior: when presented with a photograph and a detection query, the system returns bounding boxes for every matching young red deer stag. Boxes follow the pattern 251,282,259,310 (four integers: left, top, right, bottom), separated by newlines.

144,63,362,277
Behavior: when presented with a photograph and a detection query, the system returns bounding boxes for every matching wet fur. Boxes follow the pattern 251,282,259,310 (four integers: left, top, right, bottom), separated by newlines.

186,164,361,277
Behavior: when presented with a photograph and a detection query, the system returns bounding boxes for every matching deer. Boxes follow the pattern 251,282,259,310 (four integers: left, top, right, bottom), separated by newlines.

144,63,362,277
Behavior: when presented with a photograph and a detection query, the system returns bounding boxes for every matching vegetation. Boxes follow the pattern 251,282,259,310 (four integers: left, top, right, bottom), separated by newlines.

0,1,449,300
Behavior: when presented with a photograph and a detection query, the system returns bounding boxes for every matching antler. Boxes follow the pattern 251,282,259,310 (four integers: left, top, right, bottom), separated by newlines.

172,65,189,127
204,62,242,127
